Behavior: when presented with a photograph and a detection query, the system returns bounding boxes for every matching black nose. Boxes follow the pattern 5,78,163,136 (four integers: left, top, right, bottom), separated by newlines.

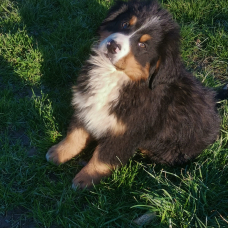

107,40,121,54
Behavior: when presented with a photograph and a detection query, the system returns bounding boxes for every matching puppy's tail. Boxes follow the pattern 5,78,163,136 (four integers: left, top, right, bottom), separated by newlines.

215,84,228,101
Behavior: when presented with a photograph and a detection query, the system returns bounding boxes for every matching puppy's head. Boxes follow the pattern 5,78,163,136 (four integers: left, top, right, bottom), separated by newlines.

97,0,180,83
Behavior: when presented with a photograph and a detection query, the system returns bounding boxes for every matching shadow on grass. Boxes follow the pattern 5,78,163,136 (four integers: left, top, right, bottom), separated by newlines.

0,0,108,227
0,0,109,147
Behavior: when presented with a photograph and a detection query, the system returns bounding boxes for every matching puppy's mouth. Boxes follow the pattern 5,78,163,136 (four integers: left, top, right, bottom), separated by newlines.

103,40,121,63
104,52,116,66
104,53,123,70
103,53,124,71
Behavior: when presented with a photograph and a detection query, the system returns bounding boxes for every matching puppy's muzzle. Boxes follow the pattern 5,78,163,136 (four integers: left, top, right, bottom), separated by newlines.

99,33,130,64
107,40,121,54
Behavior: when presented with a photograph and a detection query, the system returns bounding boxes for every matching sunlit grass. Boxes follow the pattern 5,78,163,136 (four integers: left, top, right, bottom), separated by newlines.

0,0,227,227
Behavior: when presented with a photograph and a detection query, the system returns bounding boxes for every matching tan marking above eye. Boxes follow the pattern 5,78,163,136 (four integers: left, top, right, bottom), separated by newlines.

139,34,152,43
129,16,137,26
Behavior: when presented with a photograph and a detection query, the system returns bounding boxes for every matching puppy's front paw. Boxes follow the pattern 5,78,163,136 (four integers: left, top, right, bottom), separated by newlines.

46,139,77,165
46,144,64,165
46,129,91,165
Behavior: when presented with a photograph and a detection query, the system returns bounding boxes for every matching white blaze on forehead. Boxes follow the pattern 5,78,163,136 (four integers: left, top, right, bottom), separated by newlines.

98,33,131,63
129,16,160,38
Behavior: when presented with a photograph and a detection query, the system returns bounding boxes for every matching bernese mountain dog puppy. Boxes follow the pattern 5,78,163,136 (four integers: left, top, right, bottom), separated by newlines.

46,0,222,189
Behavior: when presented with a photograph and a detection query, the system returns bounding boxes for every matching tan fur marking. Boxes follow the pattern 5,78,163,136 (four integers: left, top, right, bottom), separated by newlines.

72,147,113,189
139,148,150,154
129,16,137,26
155,56,161,72
115,51,150,81
46,128,91,164
112,119,126,135
139,34,152,43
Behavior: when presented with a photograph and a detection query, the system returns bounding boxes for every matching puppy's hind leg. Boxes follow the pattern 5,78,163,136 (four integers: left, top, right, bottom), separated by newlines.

72,145,113,189
46,126,91,165
72,136,138,189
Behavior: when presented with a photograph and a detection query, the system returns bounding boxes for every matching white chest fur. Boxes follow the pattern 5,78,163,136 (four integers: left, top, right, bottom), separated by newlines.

72,54,130,138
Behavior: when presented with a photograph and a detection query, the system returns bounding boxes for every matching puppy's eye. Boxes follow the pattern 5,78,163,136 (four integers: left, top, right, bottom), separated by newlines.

138,42,146,48
122,22,129,29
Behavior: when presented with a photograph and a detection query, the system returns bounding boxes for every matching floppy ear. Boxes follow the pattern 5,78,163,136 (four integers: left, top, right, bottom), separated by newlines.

97,1,128,39
149,17,181,89
102,1,128,24
148,57,161,89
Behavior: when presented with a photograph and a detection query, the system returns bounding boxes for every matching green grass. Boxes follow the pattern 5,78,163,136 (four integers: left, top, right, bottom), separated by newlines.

0,0,228,227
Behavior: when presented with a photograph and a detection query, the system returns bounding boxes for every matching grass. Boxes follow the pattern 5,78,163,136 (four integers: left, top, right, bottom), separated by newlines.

0,0,227,227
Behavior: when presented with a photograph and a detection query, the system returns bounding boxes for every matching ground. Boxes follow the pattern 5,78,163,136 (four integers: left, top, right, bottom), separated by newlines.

0,0,228,227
